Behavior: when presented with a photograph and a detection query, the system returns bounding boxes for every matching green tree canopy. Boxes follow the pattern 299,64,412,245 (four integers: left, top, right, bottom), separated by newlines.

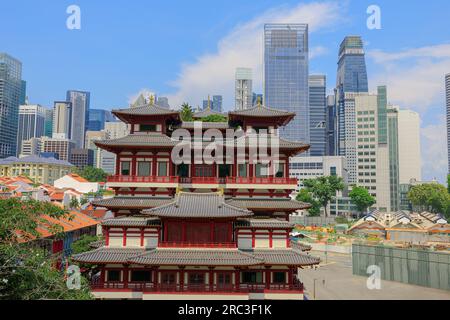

407,183,450,218
0,198,92,300
201,114,228,123
73,166,108,182
71,235,101,255
303,176,345,217
180,103,194,122
296,189,321,217
349,186,376,217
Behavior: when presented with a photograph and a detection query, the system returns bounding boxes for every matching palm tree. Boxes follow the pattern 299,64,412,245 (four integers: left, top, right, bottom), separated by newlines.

180,103,193,121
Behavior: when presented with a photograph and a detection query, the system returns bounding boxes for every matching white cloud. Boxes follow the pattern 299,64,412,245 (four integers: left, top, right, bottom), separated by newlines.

369,44,450,112
369,44,450,182
164,1,345,109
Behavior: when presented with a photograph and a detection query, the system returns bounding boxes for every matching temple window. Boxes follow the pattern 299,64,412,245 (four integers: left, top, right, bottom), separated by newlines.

238,164,247,177
130,270,152,282
255,164,269,177
242,271,263,284
189,273,206,285
273,272,287,284
140,124,157,132
121,162,131,176
137,161,151,176
107,270,121,282
218,164,231,178
161,272,176,285
158,162,168,176
275,163,285,178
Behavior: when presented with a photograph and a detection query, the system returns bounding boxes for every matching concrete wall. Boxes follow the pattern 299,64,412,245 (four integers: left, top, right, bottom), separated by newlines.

352,244,450,291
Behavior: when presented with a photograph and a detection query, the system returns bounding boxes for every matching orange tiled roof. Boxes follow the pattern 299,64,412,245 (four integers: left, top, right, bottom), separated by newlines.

50,191,65,201
67,173,89,183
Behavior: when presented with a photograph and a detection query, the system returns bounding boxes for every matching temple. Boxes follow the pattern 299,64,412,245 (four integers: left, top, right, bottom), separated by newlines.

73,100,320,300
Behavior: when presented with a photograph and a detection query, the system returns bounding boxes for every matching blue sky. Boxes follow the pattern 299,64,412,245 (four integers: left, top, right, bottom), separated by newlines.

1,0,449,182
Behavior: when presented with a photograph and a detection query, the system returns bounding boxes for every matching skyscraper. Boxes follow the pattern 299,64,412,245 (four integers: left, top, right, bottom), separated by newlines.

0,53,22,158
309,75,327,156
264,24,309,144
326,94,337,156
446,73,450,174
387,107,400,212
336,36,368,94
20,80,27,105
44,108,53,137
235,68,253,110
53,101,72,139
335,36,369,182
212,95,223,112
67,90,90,148
88,109,116,131
17,104,46,155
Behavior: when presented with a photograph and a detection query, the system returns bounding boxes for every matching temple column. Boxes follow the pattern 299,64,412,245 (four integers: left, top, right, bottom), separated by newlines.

209,267,214,292
265,267,271,289
123,265,129,289
132,153,137,176
235,268,240,291
115,154,120,175
179,267,185,291
152,155,157,176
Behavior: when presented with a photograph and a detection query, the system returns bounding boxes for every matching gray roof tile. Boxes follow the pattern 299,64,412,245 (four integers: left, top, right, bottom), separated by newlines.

102,216,161,227
113,104,179,117
143,192,253,218
92,197,174,209
235,219,294,229
71,247,147,264
251,249,320,266
227,198,310,210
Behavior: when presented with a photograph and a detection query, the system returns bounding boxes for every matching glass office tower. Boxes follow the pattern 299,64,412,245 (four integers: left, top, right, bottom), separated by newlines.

0,53,22,158
264,24,309,144
66,90,90,148
309,75,327,156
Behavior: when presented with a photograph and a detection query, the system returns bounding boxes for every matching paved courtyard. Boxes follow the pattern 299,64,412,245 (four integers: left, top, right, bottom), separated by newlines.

299,251,450,300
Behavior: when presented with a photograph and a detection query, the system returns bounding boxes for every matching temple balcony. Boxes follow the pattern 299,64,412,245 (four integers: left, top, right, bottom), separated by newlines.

106,175,180,188
225,177,298,190
158,241,236,248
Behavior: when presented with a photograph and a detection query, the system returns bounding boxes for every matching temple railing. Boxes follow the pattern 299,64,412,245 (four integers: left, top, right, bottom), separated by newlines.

159,241,236,248
107,176,179,183
179,177,226,184
91,282,304,293
226,177,298,185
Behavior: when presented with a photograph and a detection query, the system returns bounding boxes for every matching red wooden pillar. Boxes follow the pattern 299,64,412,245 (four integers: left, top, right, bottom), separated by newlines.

123,265,129,288
132,155,137,176
122,228,127,246
209,267,214,292
152,156,157,176
153,267,159,291
269,230,273,248
180,267,185,291
169,156,174,176
235,269,240,291
115,155,120,175
163,222,168,242
265,268,271,289
286,231,291,247
285,159,290,177
104,227,110,246
182,220,186,242
251,230,256,248
140,228,145,247
210,221,214,243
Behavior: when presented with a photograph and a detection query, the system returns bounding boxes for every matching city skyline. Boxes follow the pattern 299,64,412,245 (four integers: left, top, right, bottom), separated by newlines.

1,0,449,182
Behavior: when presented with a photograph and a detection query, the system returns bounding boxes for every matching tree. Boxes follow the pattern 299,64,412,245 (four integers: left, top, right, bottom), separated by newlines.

349,186,376,217
69,197,80,210
296,189,321,217
71,235,101,255
447,175,450,194
408,183,450,218
73,166,108,182
180,102,194,121
303,176,345,217
0,198,92,300
201,114,228,123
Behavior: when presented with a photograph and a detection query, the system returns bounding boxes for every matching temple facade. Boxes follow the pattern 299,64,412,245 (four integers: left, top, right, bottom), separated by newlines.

73,101,320,300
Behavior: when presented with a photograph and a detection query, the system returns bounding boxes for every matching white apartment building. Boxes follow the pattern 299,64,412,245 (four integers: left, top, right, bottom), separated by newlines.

396,107,422,184
235,68,253,110
355,94,390,212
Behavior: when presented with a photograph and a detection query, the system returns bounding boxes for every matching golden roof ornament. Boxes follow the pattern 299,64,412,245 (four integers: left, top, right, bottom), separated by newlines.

257,96,262,108
149,95,155,105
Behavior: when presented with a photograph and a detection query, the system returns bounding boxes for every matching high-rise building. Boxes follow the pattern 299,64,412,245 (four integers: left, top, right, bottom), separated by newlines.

235,68,253,110
104,121,129,140
88,109,115,131
41,136,76,162
53,101,72,139
20,80,27,105
212,95,223,113
336,36,369,166
17,104,46,155
446,73,450,174
396,108,422,184
20,137,42,158
85,130,107,168
67,90,90,148
44,108,53,137
70,148,94,169
264,24,309,144
336,36,368,94
387,107,400,212
326,94,337,156
156,96,170,109
354,90,391,212
0,53,22,158
309,75,327,156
